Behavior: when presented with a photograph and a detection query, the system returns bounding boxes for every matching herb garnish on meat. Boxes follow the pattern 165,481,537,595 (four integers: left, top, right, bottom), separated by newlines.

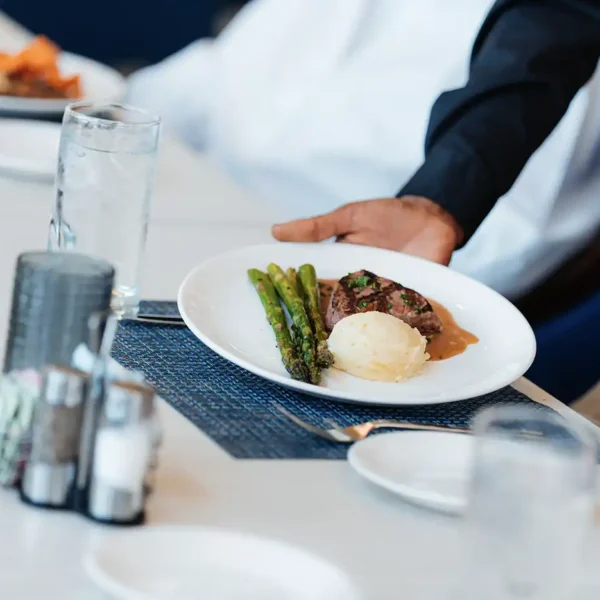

400,293,413,307
348,275,371,290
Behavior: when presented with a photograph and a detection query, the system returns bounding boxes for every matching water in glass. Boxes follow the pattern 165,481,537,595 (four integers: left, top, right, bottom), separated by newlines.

49,102,160,317
457,405,597,600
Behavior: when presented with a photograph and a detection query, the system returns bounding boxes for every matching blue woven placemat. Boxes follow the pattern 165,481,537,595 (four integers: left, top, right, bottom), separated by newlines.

110,301,552,459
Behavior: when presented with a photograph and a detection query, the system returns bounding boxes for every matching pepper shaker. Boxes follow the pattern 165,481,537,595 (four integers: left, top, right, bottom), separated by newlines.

20,366,88,509
87,380,155,525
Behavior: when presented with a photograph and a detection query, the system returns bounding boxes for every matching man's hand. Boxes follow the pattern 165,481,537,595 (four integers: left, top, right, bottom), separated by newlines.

272,196,463,265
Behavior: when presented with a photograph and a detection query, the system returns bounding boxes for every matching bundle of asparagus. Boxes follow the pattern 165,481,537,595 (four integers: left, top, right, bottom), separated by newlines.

248,263,334,384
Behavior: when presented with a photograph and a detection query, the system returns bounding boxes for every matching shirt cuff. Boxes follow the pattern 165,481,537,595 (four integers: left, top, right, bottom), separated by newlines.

397,143,498,245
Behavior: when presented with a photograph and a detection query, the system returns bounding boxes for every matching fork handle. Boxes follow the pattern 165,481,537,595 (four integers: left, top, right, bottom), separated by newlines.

370,420,471,435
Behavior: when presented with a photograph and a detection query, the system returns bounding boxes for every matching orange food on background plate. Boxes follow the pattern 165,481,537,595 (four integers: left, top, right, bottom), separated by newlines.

0,35,82,99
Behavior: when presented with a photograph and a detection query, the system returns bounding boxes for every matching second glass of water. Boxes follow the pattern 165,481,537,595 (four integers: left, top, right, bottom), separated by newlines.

460,405,597,600
49,102,161,317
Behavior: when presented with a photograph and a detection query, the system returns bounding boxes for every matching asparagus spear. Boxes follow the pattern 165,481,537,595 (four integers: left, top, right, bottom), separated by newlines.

267,263,321,384
298,264,334,368
286,267,304,299
248,269,309,382
286,268,306,357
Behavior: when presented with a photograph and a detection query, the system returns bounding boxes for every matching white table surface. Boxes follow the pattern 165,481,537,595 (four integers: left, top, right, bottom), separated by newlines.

1,12,599,599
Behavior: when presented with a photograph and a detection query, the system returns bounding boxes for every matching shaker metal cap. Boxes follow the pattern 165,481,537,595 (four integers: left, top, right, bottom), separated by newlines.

103,381,155,425
43,365,88,408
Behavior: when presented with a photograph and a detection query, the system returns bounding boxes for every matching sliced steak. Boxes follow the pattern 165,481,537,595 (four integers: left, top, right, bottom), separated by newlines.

325,269,442,336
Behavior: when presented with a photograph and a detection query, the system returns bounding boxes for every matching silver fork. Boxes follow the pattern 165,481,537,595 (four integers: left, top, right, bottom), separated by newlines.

274,404,470,443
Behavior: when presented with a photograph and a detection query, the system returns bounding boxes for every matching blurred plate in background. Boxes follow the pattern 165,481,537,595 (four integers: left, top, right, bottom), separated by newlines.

0,119,60,181
0,50,126,116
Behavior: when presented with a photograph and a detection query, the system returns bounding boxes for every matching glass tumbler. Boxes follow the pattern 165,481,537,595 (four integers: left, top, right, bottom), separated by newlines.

460,405,597,600
49,102,161,317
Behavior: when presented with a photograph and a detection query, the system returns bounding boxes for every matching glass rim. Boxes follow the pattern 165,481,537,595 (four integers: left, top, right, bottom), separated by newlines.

473,404,565,431
64,101,160,128
471,404,597,452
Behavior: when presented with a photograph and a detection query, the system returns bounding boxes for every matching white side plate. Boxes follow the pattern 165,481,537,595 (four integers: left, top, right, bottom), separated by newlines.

349,430,600,515
178,243,536,406
84,526,361,600
348,431,473,514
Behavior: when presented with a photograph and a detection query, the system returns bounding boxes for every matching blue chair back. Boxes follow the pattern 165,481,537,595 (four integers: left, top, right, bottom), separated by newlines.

1,0,217,64
527,288,600,404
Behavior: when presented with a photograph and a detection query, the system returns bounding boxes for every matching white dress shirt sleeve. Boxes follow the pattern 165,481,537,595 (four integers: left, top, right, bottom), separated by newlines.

126,38,216,151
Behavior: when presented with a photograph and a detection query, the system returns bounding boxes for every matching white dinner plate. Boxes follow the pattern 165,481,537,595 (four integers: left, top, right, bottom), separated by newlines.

0,119,60,180
84,526,361,600
178,243,536,406
0,49,126,115
348,431,473,515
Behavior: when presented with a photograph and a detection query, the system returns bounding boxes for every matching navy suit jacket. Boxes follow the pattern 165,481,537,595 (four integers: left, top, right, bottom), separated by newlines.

398,0,600,243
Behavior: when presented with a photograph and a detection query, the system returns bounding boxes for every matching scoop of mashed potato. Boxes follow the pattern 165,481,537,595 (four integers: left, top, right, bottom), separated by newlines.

328,312,429,382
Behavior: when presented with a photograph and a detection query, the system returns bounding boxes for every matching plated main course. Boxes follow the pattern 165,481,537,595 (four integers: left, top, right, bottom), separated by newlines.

0,36,82,99
249,264,478,386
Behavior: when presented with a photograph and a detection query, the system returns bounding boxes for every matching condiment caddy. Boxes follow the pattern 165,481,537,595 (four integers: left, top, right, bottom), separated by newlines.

0,251,161,526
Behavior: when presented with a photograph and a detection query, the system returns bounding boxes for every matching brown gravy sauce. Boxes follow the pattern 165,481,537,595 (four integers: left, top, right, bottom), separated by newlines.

425,299,478,361
317,279,478,362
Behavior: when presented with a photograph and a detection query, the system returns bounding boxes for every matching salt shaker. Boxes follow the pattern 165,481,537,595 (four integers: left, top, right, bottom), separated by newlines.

20,366,88,509
87,380,155,525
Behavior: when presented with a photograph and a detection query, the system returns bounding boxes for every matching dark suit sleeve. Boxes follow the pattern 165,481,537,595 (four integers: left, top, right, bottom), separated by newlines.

397,0,600,242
